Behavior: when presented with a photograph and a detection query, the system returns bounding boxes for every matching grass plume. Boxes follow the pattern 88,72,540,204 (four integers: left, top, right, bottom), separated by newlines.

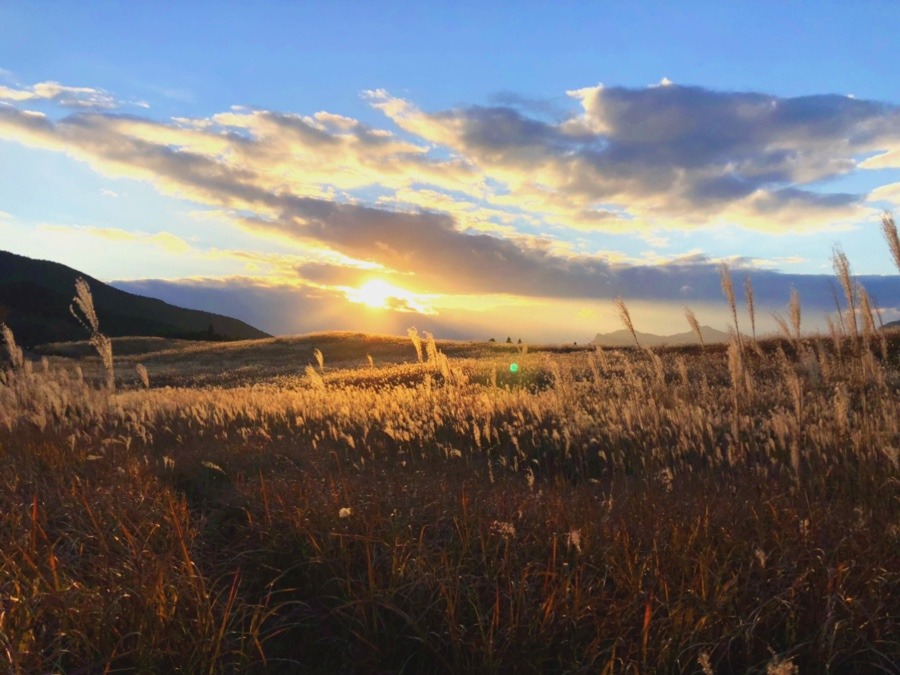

720,263,742,351
614,296,640,348
831,246,858,341
69,277,114,392
683,306,705,349
2,323,24,371
744,275,757,343
882,211,900,272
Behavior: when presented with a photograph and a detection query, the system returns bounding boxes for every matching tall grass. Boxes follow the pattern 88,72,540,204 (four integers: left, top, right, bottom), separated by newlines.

0,227,898,672
70,277,114,392
832,246,859,342
614,296,640,348
883,211,900,272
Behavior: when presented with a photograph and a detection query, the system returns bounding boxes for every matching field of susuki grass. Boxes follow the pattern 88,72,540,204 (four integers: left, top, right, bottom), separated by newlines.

1,220,899,673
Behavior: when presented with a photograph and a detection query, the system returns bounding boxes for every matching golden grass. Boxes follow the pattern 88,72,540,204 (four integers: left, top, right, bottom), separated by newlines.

1,320,898,672
0,228,898,671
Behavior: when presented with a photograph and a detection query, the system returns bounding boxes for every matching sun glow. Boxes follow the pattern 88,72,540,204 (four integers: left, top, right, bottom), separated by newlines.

345,279,436,315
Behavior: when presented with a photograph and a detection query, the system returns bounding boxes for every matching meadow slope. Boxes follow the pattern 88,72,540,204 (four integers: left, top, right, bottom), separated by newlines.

1,320,898,673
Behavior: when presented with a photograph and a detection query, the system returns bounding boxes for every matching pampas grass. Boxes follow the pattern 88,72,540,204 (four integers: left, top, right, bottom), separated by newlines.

789,288,802,346
314,347,324,373
407,326,423,363
684,306,705,349
882,211,900,272
832,246,858,341
136,363,150,388
614,296,640,348
720,263,742,351
70,277,115,392
2,323,24,370
744,275,757,343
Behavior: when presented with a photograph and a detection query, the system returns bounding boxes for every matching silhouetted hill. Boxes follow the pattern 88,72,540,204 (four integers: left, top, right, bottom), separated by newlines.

886,319,900,330
0,250,270,346
593,325,731,347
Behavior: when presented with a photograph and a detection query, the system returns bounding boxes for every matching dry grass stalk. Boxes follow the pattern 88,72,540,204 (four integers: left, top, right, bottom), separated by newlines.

614,297,640,348
772,313,792,343
727,331,746,399
829,283,847,336
69,278,115,392
407,327,423,363
882,211,900,272
2,324,24,370
856,283,878,340
70,277,101,334
683,306,705,349
831,246,858,341
314,348,324,373
744,275,757,342
424,331,438,364
305,364,325,389
720,263,742,350
136,363,150,388
789,288,802,346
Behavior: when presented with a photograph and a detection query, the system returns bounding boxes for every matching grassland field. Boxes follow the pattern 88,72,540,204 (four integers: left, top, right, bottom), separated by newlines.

1,319,898,673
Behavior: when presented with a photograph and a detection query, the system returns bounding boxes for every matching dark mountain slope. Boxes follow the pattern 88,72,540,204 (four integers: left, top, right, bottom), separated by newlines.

0,250,270,346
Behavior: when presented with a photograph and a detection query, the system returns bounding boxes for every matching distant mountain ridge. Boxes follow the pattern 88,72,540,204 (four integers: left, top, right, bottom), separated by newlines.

0,250,271,346
593,325,731,347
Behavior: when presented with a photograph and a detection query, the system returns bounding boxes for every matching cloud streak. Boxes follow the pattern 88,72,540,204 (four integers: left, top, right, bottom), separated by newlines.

0,81,118,109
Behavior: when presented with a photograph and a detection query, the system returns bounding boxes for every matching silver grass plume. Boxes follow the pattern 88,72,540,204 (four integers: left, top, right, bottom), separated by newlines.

789,288,802,345
614,297,640,348
69,278,114,392
744,275,757,342
831,246,858,341
882,211,900,272
683,306,705,349
1,324,24,370
407,327,423,363
719,263,742,350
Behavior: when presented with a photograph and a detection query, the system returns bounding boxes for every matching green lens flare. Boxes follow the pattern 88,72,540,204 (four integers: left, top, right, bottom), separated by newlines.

509,363,519,373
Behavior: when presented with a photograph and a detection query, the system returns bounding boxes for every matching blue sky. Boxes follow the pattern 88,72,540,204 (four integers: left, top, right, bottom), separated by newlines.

1,2,899,340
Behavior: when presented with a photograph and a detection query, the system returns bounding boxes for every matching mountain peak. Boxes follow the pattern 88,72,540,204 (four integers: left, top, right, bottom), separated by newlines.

593,325,731,347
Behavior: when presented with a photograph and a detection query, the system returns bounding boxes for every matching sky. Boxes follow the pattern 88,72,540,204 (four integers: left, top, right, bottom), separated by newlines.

2,2,900,342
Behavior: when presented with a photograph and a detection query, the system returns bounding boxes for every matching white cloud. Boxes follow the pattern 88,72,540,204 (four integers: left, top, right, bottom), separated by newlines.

1,75,899,317
0,81,118,109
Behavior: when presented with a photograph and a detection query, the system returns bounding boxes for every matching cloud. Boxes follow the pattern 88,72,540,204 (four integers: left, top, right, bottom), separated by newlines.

2,75,900,333
0,81,118,109
370,85,900,230
39,224,193,254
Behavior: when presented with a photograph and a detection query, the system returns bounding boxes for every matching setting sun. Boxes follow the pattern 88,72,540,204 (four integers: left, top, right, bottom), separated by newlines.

345,279,436,315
